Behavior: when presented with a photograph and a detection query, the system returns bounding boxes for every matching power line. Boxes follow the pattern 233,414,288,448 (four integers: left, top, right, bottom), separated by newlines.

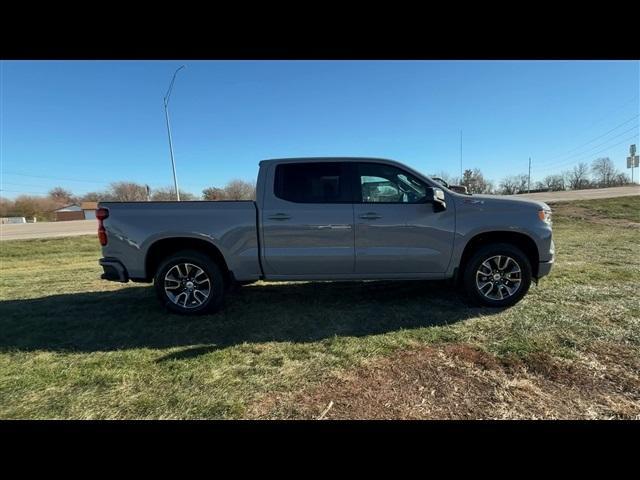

536,133,640,174
536,124,639,170
1,171,112,184
536,96,639,163
0,189,50,195
1,181,58,189
536,114,640,167
567,96,639,138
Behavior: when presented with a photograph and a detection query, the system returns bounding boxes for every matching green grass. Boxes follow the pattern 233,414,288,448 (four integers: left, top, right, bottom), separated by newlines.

1,196,639,419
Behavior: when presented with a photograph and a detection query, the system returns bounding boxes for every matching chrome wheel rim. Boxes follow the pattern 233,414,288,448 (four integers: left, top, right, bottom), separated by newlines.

164,263,211,309
475,255,522,301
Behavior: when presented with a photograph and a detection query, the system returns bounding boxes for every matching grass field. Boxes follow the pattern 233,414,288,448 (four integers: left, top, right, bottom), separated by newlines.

1,196,639,419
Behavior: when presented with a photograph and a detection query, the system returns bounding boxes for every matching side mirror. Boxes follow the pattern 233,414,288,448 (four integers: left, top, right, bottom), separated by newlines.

432,177,450,189
423,187,447,211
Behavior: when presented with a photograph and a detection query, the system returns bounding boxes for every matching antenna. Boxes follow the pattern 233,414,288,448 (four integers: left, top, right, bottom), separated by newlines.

460,130,463,180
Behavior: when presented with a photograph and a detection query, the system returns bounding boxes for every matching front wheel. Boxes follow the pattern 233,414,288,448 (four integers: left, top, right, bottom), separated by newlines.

154,250,225,315
463,243,532,308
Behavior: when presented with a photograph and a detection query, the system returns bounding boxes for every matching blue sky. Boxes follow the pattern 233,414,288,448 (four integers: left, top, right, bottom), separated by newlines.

1,60,638,198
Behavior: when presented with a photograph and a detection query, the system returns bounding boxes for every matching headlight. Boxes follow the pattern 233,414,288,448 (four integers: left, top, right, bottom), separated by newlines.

538,209,552,225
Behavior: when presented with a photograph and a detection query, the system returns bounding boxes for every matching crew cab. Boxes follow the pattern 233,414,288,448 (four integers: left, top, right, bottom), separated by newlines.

97,157,554,315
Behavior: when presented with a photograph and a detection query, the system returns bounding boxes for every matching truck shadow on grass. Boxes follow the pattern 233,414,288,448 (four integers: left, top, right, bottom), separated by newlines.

0,280,493,356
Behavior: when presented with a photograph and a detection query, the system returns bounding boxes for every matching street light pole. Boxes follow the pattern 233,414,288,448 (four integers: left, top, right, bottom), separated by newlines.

163,65,185,201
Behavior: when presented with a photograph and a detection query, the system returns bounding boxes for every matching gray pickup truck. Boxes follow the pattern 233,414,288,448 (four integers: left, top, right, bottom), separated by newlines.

97,157,554,315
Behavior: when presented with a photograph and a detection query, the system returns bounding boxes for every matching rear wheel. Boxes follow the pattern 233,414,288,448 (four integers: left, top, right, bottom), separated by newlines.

463,243,532,308
154,249,225,315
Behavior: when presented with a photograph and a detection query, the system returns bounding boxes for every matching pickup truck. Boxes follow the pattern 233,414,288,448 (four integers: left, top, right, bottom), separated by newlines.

97,157,554,315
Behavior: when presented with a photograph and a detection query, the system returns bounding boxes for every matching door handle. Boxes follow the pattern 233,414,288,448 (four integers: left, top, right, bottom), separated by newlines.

359,212,381,220
316,224,352,230
268,213,291,221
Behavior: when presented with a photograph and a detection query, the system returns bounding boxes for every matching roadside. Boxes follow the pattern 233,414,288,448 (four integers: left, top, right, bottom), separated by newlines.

508,185,640,203
0,219,96,241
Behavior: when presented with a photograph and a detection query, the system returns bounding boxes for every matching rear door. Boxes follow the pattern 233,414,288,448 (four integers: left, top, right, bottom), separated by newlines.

353,162,455,274
261,162,355,276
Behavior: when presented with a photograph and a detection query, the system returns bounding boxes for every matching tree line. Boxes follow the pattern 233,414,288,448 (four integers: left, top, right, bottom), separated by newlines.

1,157,633,220
433,157,631,195
0,179,256,221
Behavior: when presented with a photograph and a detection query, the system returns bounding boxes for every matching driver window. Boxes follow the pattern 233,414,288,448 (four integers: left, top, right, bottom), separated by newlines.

357,163,427,203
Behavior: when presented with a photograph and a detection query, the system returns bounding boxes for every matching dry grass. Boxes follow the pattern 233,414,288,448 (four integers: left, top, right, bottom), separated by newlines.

252,342,640,420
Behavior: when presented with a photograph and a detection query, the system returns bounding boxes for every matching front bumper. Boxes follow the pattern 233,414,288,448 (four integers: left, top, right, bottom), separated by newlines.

99,257,129,283
538,260,554,278
537,239,554,279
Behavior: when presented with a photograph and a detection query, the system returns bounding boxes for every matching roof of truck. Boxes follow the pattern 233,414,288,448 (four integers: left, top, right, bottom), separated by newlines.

259,157,399,166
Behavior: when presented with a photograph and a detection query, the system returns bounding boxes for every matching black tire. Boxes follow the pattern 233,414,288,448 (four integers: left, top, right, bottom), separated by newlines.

463,243,532,308
153,249,225,315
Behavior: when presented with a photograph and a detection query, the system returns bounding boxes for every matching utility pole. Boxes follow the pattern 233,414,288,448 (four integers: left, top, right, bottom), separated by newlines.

163,65,185,201
528,157,531,193
628,144,639,184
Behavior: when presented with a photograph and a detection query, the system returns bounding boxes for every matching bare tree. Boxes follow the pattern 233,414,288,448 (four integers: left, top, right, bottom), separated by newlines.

202,187,226,200
12,195,58,221
542,174,565,191
591,157,617,187
499,176,520,195
80,191,104,202
223,179,256,200
0,196,15,217
498,173,529,195
612,172,631,186
460,168,494,194
564,162,590,190
516,174,530,193
151,186,197,201
201,180,256,201
48,187,75,206
107,182,148,201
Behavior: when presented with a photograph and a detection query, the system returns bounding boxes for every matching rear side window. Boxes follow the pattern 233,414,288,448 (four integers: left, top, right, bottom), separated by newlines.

274,162,351,203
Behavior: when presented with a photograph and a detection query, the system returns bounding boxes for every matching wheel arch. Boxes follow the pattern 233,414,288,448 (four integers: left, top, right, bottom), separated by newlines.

458,231,540,281
145,237,232,284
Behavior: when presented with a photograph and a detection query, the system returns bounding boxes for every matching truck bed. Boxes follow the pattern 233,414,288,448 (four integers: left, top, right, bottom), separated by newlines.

98,200,261,281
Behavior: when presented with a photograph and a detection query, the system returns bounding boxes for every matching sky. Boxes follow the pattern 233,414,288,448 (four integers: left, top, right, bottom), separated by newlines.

1,60,639,198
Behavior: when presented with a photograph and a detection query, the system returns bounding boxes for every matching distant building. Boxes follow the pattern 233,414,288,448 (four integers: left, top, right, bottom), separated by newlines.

52,202,99,221
81,202,98,220
53,204,84,221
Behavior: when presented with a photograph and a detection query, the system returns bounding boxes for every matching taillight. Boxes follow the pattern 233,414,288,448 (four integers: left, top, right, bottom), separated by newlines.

96,208,109,246
96,208,109,221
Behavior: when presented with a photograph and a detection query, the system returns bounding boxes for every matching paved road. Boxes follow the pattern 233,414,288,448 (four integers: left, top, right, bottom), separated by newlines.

0,219,97,241
1,186,638,241
509,185,640,203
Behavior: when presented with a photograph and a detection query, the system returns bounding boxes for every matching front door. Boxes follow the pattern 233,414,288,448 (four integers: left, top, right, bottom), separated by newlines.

261,161,355,276
353,162,455,274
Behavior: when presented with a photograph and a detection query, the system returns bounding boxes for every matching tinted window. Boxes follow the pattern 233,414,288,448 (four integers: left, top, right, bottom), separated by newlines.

357,163,427,203
274,163,351,203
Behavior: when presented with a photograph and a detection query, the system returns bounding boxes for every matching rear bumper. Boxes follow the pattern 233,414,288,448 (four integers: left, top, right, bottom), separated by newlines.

99,257,129,283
